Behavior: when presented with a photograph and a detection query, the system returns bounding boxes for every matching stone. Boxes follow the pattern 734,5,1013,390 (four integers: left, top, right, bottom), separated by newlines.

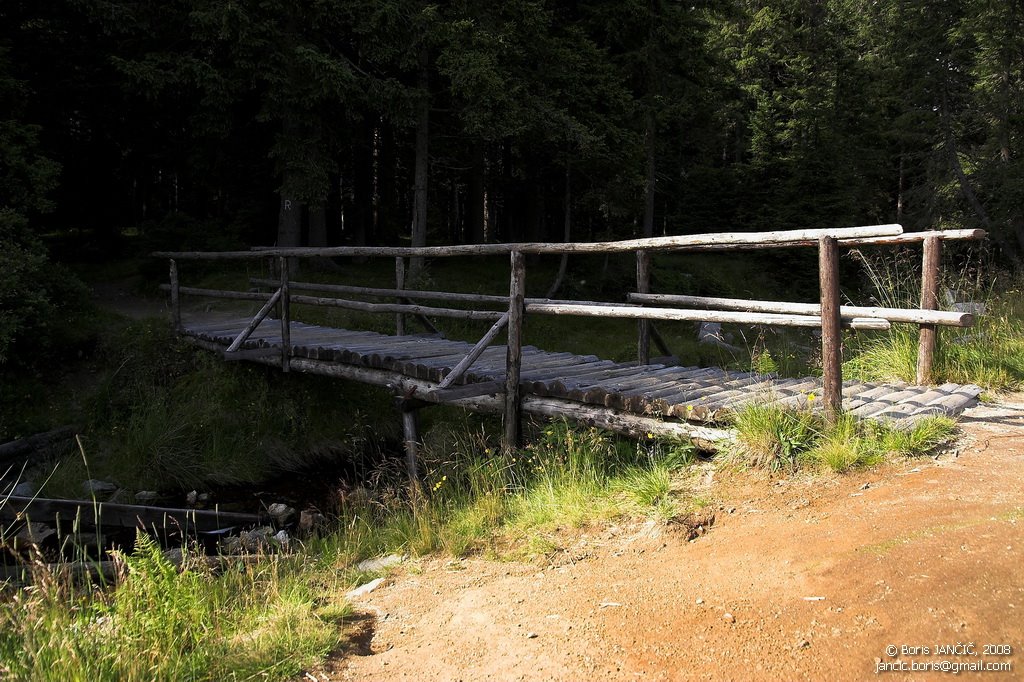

135,490,159,503
273,529,290,549
82,479,118,496
11,482,35,497
298,509,327,533
186,490,198,506
723,613,735,623
357,554,407,573
267,503,296,526
345,578,385,600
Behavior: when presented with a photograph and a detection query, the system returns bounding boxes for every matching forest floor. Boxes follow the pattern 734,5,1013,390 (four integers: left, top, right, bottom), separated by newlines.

304,397,1024,682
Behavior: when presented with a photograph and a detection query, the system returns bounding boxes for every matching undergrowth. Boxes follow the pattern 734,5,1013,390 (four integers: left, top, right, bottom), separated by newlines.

843,250,1024,391
730,402,957,473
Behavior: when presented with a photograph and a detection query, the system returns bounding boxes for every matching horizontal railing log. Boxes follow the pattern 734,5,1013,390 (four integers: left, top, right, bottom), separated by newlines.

287,294,506,321
626,293,974,327
249,277,626,309
154,224,903,260
524,302,892,330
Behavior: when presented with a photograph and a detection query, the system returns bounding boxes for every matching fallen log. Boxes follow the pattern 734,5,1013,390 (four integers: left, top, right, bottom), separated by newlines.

0,426,77,465
0,496,265,533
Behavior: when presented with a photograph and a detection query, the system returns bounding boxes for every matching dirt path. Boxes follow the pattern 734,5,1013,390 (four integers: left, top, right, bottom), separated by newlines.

301,397,1024,681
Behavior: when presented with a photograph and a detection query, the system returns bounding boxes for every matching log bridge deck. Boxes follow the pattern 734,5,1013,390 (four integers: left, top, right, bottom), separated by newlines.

158,223,987,454
183,315,982,442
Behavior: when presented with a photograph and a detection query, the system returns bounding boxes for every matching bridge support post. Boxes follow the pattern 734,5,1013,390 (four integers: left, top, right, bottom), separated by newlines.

503,251,526,453
818,236,842,419
916,235,941,385
279,256,291,373
399,400,423,502
169,259,181,333
395,257,406,336
636,250,651,365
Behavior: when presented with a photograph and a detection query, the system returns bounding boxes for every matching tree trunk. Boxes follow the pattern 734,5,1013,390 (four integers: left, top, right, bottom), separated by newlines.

410,48,430,279
467,142,486,244
643,108,656,239
547,165,571,298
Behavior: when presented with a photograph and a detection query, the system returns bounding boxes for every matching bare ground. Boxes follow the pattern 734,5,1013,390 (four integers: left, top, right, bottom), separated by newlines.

300,397,1024,682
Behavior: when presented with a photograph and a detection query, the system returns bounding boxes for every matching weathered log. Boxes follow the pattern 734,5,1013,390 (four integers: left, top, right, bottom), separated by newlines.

0,426,76,463
395,256,406,336
525,302,891,330
225,288,282,352
840,228,985,247
169,259,181,332
160,285,271,302
437,313,510,390
0,555,264,586
154,224,904,260
637,250,651,365
917,236,942,384
504,252,526,452
289,294,505,321
626,293,974,327
279,256,291,373
819,236,842,418
0,497,265,533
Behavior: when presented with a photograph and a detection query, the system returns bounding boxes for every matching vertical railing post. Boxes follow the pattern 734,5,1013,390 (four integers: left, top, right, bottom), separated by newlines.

636,250,651,365
279,256,291,373
916,235,942,385
818,236,842,420
503,250,526,453
169,259,181,332
395,256,406,336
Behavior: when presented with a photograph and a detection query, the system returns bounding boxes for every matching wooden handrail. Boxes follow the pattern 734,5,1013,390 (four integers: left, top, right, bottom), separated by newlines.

153,224,904,260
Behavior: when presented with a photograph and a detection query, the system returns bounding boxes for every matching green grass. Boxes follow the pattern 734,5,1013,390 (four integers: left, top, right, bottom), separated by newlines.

730,401,958,474
0,534,347,681
843,251,1024,391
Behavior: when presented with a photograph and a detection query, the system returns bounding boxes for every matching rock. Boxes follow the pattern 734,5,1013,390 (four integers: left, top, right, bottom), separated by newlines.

345,577,385,600
186,490,198,506
797,638,811,649
15,521,55,547
357,554,407,573
698,322,741,353
11,482,35,497
82,479,118,496
273,529,290,549
135,490,159,503
859,482,871,490
267,503,296,526
695,598,704,605
723,613,735,623
298,509,327,534
526,632,538,639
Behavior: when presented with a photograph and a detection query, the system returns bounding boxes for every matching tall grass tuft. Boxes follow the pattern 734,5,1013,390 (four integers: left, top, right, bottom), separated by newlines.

731,401,957,474
844,250,1024,390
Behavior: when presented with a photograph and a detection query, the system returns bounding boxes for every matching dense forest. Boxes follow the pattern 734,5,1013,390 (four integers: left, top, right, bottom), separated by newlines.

2,1,1023,352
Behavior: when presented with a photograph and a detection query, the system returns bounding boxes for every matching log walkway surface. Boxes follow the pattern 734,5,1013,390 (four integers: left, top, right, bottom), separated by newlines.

182,314,983,432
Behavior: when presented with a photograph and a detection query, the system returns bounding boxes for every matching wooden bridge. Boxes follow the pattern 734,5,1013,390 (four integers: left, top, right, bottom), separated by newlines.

156,224,985,464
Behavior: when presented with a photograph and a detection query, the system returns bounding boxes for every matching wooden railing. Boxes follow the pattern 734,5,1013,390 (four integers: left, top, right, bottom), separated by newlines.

156,224,984,448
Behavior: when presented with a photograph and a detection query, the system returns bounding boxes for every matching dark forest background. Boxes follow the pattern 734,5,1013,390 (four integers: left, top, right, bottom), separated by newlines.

2,0,1023,357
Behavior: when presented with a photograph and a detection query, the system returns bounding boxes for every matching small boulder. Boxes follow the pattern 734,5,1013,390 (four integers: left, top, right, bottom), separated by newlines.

356,554,406,573
135,491,159,503
82,479,118,496
267,503,296,526
11,482,35,497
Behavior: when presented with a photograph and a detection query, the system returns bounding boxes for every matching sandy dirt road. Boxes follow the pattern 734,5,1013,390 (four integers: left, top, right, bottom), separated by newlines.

303,397,1024,681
